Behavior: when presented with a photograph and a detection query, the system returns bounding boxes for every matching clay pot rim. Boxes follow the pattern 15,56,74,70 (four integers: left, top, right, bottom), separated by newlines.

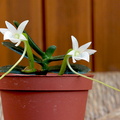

0,73,93,91
0,73,93,77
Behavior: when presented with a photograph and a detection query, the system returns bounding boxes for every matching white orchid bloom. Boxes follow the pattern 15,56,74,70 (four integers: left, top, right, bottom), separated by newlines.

0,20,29,46
67,36,96,63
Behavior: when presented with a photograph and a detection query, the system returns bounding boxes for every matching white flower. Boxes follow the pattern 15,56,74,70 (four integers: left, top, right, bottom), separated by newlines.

0,20,29,46
67,36,97,63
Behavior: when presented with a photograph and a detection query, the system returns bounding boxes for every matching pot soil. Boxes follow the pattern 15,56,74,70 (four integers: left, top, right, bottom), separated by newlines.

0,73,93,120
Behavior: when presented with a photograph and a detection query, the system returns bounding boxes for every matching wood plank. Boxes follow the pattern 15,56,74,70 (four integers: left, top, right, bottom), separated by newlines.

0,0,43,68
44,0,93,69
0,0,9,66
93,0,120,71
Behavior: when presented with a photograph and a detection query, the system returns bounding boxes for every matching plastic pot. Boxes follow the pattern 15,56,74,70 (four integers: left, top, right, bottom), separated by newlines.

0,73,93,120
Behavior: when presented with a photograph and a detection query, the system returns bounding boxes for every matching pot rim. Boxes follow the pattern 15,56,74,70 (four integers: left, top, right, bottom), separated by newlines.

0,73,93,77
0,73,93,91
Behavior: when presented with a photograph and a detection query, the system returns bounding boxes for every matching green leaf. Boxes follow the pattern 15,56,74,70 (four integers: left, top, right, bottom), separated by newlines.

42,55,65,65
0,65,47,75
0,65,25,74
49,55,65,62
2,41,43,64
45,45,56,58
0,64,90,75
48,64,91,74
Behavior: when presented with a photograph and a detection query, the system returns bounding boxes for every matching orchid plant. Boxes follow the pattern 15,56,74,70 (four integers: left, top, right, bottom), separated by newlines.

0,20,119,92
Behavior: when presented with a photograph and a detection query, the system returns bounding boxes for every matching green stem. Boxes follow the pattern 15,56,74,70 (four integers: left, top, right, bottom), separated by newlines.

58,55,68,75
0,42,27,79
24,40,35,69
67,58,120,92
22,33,36,73
27,35,46,58
58,49,72,75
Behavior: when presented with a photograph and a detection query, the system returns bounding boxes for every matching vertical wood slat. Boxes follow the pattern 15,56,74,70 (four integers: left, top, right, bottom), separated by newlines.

0,0,43,67
93,0,120,71
44,0,93,69
0,0,8,66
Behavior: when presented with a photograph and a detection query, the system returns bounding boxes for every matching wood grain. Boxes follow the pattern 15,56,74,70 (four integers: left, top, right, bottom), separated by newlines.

0,0,43,67
0,0,8,66
2,0,120,71
93,0,120,71
44,0,93,68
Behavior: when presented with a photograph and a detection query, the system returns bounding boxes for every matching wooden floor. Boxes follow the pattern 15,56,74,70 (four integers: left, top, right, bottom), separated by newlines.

85,72,120,120
0,98,3,120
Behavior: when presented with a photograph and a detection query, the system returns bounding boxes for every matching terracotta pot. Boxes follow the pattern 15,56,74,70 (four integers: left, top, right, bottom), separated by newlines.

0,73,93,120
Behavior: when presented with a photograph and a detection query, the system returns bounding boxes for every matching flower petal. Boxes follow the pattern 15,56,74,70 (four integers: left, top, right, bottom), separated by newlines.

19,34,27,40
71,36,79,50
85,49,97,55
67,50,76,63
75,52,90,62
72,56,77,63
15,40,21,46
9,38,20,43
78,42,91,52
4,31,13,40
5,21,16,33
0,28,8,34
17,20,29,34
67,50,75,56
4,31,20,43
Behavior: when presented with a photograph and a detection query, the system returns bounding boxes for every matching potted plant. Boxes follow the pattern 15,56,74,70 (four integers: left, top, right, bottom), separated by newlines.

0,20,119,120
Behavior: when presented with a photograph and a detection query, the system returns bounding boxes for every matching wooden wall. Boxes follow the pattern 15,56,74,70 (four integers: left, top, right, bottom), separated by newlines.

93,0,120,71
0,0,120,72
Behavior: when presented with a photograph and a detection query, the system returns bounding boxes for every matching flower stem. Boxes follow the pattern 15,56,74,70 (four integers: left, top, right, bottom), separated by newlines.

24,41,36,70
0,42,27,79
58,49,72,75
67,57,120,92
22,34,36,73
58,55,69,75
